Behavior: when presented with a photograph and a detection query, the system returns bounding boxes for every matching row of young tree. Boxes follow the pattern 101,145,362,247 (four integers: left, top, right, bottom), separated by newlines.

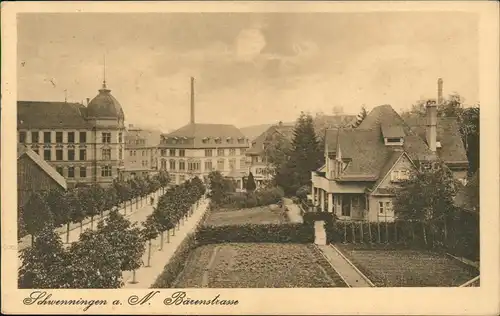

18,176,206,289
18,170,171,245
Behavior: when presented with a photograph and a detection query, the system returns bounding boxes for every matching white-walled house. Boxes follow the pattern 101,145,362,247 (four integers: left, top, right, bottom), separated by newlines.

311,98,469,222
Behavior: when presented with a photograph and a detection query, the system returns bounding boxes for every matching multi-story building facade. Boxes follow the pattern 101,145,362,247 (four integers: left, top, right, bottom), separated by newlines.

157,77,250,187
158,124,250,187
17,80,126,188
123,124,162,180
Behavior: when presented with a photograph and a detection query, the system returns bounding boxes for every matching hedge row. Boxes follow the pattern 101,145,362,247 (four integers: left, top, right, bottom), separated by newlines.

196,223,315,245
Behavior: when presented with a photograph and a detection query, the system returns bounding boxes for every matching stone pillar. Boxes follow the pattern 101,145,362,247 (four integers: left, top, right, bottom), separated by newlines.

328,193,333,213
320,190,325,212
311,185,315,203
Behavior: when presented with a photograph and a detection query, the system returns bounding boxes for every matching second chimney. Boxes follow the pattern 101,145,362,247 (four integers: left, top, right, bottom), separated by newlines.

86,98,90,105
438,77,443,105
190,77,195,124
425,78,440,152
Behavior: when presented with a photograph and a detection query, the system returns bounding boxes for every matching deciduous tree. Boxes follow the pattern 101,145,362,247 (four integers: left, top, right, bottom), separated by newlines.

22,192,54,245
394,161,458,245
18,226,69,288
67,229,124,288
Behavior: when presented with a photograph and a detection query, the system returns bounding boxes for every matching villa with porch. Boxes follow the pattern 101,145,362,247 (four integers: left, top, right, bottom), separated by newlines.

310,80,469,222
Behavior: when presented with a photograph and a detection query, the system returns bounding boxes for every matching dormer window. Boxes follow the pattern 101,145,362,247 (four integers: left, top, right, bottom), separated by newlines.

381,124,405,146
215,137,222,144
385,137,404,146
226,137,233,144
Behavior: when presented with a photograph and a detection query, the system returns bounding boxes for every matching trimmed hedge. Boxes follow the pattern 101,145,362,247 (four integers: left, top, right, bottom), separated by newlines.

196,223,315,245
151,232,197,288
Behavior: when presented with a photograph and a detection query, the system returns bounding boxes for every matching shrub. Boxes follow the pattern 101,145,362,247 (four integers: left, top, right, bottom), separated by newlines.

151,233,197,288
296,185,310,202
196,223,314,245
223,187,285,209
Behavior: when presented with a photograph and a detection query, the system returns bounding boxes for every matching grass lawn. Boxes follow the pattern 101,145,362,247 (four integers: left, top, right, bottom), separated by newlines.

173,243,346,288
337,244,479,287
204,206,287,226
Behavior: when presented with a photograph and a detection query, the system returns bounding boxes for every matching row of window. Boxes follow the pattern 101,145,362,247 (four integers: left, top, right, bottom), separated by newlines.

127,139,146,145
19,131,122,144
161,137,247,146
33,148,122,161
55,165,113,178
201,138,246,145
129,150,150,157
160,158,245,171
159,148,246,157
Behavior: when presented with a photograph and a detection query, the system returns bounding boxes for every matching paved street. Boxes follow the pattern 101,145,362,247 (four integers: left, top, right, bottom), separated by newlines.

122,197,210,288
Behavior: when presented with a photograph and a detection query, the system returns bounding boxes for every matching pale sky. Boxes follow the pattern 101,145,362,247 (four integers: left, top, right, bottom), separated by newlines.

18,12,478,131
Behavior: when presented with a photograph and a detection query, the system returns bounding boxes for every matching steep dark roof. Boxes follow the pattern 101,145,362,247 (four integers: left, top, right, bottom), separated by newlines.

404,116,468,163
160,123,248,148
358,105,410,132
326,128,391,178
323,104,468,185
18,101,90,129
381,123,405,138
87,86,125,120
247,123,295,155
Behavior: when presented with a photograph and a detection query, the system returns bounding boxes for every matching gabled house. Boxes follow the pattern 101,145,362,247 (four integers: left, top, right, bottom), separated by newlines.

311,98,469,222
18,144,68,209
245,121,295,187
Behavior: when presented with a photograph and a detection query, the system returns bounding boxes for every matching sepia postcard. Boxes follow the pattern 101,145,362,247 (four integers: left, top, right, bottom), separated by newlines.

1,1,499,315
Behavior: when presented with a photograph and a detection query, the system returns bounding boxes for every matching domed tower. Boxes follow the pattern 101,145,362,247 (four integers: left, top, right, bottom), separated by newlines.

86,79,126,186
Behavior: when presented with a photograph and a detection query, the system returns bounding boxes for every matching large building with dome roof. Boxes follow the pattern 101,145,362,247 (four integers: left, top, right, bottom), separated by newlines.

17,80,126,188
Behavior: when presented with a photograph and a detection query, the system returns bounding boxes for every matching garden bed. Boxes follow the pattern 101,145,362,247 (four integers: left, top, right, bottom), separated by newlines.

336,244,479,287
204,206,287,227
172,243,346,288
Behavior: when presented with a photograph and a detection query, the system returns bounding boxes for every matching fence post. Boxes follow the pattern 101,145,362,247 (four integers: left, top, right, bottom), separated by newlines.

368,221,372,243
360,221,364,243
385,220,389,244
377,220,381,243
351,222,356,244
394,220,398,243
343,221,347,243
